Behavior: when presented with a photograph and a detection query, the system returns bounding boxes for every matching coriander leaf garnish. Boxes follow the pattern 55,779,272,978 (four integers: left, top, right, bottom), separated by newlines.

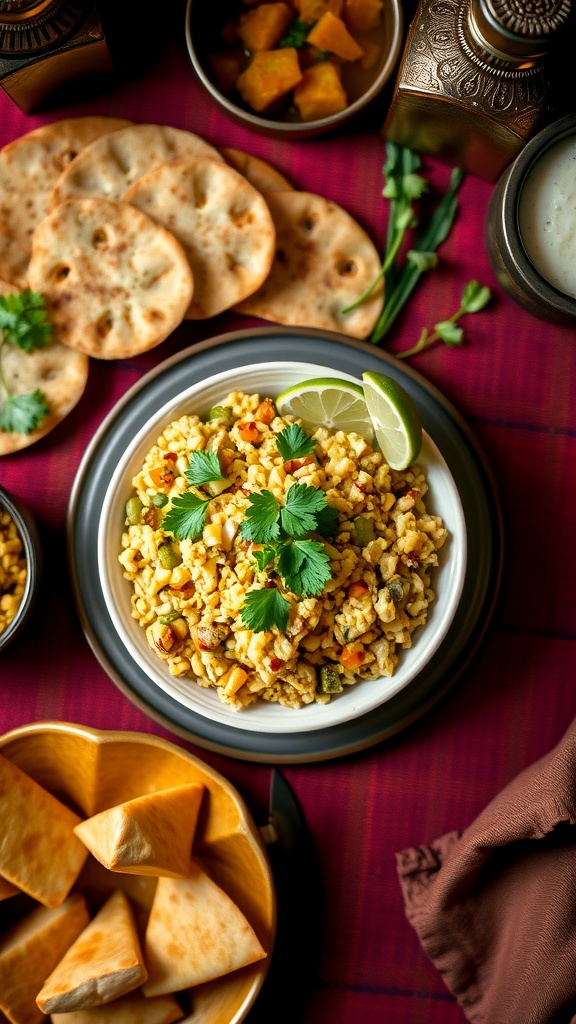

396,280,492,359
279,16,310,48
0,290,52,435
0,289,52,351
239,490,281,543
280,483,330,538
276,423,316,462
0,390,49,435
314,502,339,537
162,492,210,541
185,449,226,487
240,587,291,633
277,538,332,597
252,544,279,572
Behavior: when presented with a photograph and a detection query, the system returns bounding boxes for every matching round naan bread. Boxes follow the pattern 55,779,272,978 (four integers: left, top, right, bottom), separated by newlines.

28,198,194,360
50,124,224,208
234,191,384,339
0,116,132,290
0,280,89,456
221,148,293,194
124,158,276,320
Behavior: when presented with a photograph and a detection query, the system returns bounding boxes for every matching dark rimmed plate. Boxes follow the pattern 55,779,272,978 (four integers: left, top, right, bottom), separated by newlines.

67,327,503,763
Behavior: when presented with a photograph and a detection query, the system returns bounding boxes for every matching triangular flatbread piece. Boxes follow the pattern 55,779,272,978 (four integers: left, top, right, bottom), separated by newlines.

36,890,147,1013
142,859,267,996
0,876,19,901
74,784,203,878
0,753,88,908
0,892,89,1024
50,989,184,1024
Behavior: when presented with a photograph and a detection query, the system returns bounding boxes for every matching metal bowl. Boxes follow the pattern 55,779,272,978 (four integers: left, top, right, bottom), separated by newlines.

485,112,576,327
185,0,403,140
0,485,42,654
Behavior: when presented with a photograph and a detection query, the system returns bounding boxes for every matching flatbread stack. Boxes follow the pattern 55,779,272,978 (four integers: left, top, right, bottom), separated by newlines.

0,754,269,1022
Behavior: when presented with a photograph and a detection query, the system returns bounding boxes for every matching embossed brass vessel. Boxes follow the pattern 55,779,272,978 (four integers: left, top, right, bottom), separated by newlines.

383,0,573,181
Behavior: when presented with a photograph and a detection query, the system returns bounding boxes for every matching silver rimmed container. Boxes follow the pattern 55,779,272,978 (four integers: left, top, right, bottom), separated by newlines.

485,112,576,327
0,485,42,653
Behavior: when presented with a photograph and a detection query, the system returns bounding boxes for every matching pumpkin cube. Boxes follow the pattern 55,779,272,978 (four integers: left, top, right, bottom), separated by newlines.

209,51,243,94
236,48,303,111
344,0,383,34
306,11,364,61
237,2,294,51
293,61,347,120
295,0,343,24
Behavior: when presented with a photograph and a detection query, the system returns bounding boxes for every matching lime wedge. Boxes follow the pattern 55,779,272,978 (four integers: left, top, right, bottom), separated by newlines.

275,377,375,441
361,371,422,470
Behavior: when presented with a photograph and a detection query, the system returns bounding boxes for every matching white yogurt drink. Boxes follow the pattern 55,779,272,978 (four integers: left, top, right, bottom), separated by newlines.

518,133,576,300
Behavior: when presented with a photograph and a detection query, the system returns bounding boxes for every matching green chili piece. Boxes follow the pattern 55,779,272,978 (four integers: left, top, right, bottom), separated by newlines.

158,611,182,624
158,543,180,569
352,515,375,546
319,664,343,694
152,492,169,508
125,496,144,525
208,405,233,425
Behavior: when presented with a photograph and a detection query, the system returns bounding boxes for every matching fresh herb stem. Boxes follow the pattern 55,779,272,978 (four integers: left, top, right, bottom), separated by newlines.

395,280,492,359
370,166,465,343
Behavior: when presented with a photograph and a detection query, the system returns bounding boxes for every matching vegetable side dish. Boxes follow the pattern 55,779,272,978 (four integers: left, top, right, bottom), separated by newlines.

206,0,388,121
0,506,26,634
119,391,447,709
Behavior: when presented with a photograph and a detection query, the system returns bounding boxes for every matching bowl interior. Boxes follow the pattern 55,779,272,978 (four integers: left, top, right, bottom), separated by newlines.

98,361,467,735
0,722,275,1024
185,0,403,136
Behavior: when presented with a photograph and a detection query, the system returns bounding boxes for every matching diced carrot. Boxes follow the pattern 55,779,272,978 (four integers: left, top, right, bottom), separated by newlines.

236,48,303,112
149,466,175,492
343,0,383,34
223,665,249,695
306,11,364,61
237,420,261,443
339,644,366,669
293,61,347,120
347,579,369,599
256,398,276,423
237,2,294,52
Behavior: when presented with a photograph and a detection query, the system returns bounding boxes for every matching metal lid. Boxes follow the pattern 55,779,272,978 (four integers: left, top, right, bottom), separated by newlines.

472,0,572,58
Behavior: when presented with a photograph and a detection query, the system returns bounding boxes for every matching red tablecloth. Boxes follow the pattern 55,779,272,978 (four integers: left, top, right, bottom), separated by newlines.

1,19,576,1024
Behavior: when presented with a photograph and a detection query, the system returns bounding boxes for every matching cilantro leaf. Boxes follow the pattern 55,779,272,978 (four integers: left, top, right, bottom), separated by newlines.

314,502,339,536
279,16,310,48
240,587,291,633
276,423,316,462
280,483,329,537
162,492,210,540
0,389,48,434
185,450,225,487
278,539,332,597
252,544,279,572
0,290,52,351
239,490,280,543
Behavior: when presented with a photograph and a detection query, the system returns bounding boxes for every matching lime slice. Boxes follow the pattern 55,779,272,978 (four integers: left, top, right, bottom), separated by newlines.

275,377,375,441
361,371,422,470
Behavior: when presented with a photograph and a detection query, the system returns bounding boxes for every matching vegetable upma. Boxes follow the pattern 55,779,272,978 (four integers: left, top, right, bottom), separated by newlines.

119,391,447,709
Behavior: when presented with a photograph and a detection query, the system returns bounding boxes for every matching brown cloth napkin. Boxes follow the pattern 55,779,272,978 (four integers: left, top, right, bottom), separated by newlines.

396,717,576,1024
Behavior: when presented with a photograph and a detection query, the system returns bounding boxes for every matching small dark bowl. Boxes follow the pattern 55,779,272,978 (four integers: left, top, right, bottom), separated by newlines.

185,0,403,140
485,113,576,327
0,486,42,653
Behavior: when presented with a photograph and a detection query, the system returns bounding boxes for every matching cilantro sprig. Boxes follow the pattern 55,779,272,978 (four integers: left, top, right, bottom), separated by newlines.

0,290,53,435
279,16,310,48
396,281,492,358
162,492,211,540
185,449,226,487
276,423,316,462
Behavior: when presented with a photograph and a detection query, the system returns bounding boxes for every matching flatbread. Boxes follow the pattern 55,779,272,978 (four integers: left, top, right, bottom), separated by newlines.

36,890,148,1013
50,991,184,1024
0,116,132,289
0,876,19,901
235,190,384,339
142,858,267,996
221,147,293,193
124,158,276,319
74,783,204,877
27,198,194,359
50,124,224,208
0,752,88,908
0,893,89,1024
0,279,89,456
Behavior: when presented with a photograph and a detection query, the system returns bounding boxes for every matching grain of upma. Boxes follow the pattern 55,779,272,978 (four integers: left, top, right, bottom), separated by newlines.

0,507,26,635
119,391,447,709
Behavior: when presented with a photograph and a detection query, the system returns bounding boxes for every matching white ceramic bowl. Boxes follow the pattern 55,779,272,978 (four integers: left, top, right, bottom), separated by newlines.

98,362,467,734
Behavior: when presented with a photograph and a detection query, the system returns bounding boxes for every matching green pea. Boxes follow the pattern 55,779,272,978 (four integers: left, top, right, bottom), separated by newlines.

125,496,143,525
152,493,169,508
158,543,180,569
208,405,233,425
